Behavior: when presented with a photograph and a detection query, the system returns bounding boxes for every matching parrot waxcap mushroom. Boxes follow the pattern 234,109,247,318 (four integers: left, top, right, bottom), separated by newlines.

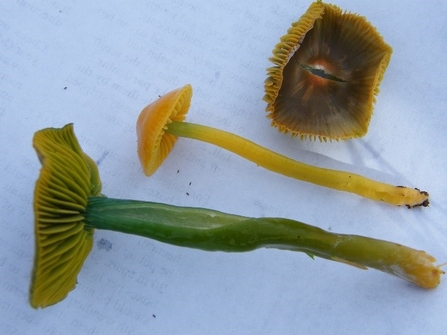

264,0,393,141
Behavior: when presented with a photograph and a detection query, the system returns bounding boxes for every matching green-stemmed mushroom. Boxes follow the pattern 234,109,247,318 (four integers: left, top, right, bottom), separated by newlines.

31,124,442,308
137,84,428,208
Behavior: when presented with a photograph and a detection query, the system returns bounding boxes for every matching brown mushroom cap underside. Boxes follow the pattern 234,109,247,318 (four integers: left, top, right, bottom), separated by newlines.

264,1,392,141
31,124,101,308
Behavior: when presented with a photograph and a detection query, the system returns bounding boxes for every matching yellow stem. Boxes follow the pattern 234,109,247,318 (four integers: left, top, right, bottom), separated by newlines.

166,121,428,207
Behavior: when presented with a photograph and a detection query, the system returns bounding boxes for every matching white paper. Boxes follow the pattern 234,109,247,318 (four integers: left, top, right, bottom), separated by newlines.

1,1,446,334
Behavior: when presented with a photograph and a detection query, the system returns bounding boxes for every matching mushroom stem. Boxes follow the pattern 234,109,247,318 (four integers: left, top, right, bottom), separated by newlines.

85,197,442,289
165,121,428,208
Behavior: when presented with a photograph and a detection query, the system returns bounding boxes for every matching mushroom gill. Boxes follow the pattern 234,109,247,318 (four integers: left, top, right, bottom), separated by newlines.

264,1,393,141
31,124,102,308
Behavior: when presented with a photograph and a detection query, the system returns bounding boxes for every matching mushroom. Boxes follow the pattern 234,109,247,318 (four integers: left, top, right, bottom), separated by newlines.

264,0,393,141
137,84,428,208
31,124,443,308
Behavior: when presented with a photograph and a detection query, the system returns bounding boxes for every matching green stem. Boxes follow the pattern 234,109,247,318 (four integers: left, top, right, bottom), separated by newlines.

165,121,428,208
84,197,442,288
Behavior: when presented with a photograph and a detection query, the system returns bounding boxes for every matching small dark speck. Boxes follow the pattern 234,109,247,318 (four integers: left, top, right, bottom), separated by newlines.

96,151,109,166
186,192,189,196
97,238,112,251
177,170,180,173
189,182,191,186
63,87,67,90
152,314,156,318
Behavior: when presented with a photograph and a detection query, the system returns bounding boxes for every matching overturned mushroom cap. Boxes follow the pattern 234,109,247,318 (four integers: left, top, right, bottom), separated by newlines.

31,124,102,308
264,1,393,141
137,84,191,176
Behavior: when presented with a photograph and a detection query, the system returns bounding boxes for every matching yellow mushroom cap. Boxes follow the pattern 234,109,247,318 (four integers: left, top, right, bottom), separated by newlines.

137,84,192,176
264,1,393,141
31,124,102,308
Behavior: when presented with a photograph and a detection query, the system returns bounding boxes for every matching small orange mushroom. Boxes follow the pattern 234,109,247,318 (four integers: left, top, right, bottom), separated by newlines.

264,0,393,141
136,84,429,208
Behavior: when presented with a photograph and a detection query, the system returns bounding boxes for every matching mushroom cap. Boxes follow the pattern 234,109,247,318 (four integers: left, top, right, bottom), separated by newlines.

264,1,393,141
137,84,191,176
31,124,102,308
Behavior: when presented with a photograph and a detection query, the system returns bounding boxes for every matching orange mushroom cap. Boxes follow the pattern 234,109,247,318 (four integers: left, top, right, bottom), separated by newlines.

137,85,192,176
264,1,393,141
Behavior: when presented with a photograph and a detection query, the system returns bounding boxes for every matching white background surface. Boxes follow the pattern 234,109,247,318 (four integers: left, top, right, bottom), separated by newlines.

1,1,446,334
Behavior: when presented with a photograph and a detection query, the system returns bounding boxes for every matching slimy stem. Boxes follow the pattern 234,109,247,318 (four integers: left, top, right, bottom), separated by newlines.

166,121,429,207
85,197,442,289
